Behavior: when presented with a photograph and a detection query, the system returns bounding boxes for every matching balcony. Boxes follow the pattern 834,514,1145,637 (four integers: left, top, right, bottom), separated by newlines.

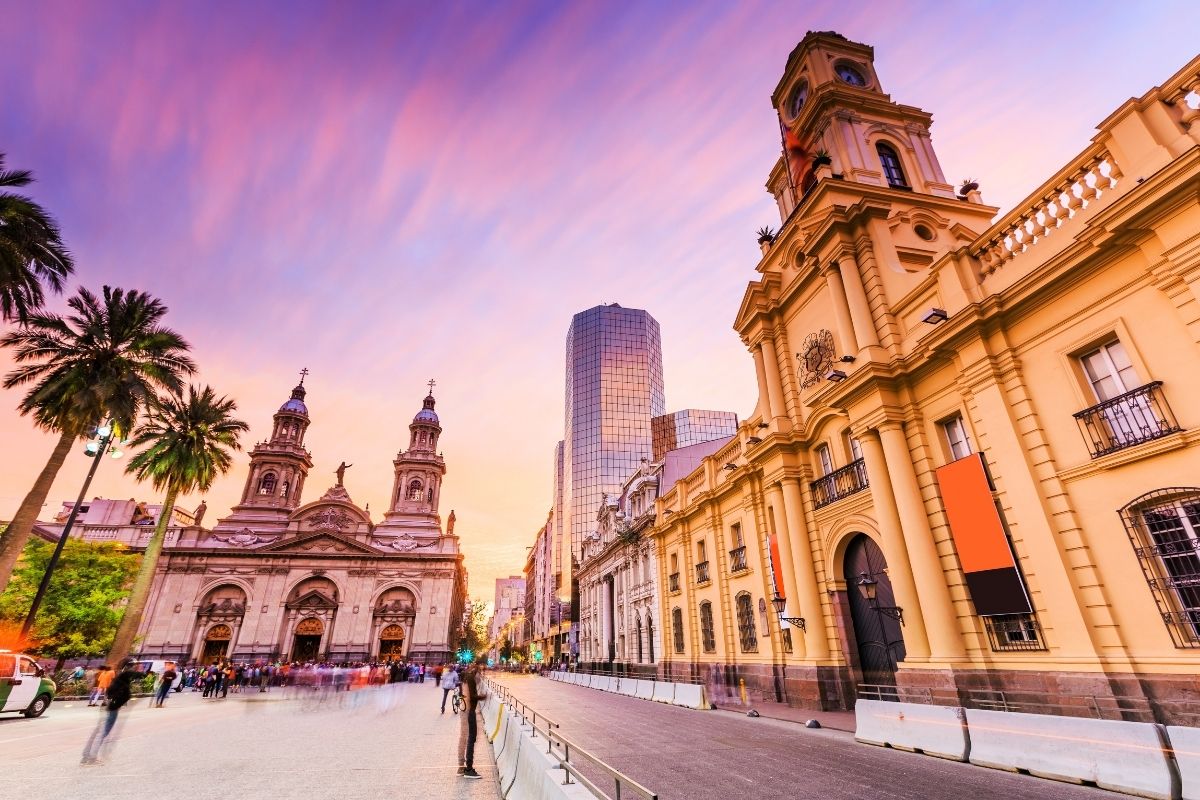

695,561,710,584
1073,381,1181,458
811,458,869,509
729,546,748,573
668,572,680,593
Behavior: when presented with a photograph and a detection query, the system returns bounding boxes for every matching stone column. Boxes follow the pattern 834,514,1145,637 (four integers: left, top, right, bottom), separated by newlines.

837,253,880,348
763,483,805,658
858,430,932,660
752,343,774,420
760,337,790,430
876,423,965,660
821,264,860,355
780,478,831,660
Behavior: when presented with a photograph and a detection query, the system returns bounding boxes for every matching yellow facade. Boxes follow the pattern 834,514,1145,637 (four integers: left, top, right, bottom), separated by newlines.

651,32,1200,719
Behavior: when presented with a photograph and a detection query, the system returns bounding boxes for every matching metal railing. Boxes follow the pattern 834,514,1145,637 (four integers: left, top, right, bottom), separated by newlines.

728,546,748,572
695,560,710,584
487,678,658,800
811,458,869,509
1073,381,1180,458
559,666,703,685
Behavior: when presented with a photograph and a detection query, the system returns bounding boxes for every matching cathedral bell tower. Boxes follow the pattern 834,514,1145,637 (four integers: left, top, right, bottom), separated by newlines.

233,371,315,515
375,384,447,539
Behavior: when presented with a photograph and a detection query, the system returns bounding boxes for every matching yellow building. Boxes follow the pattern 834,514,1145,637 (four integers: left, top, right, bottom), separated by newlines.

652,31,1200,721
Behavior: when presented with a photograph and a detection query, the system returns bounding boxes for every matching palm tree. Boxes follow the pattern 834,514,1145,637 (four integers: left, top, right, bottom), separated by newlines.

0,286,195,591
0,153,74,323
107,385,247,664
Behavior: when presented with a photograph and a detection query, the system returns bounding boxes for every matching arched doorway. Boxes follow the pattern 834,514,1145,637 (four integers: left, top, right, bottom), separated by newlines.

379,625,406,659
203,624,233,664
291,617,324,662
844,534,905,686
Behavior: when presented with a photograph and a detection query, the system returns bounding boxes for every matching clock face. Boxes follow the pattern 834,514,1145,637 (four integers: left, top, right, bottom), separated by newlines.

788,82,809,117
836,63,867,87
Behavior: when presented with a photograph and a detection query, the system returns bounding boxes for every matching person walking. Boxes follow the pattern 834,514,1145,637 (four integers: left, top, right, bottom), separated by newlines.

439,665,460,714
81,658,139,765
89,665,111,707
459,658,487,779
154,662,177,708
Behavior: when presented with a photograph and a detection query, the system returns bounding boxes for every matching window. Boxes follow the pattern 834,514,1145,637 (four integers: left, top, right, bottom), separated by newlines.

696,539,707,562
1074,339,1178,456
259,472,277,495
847,435,863,462
735,593,758,652
1122,489,1200,646
647,616,655,662
670,553,678,573
730,523,744,549
942,414,972,461
983,614,1046,652
427,487,434,502
876,142,908,188
1081,340,1137,401
408,480,423,501
672,607,685,653
815,445,834,477
699,602,716,652
635,618,643,662
280,481,290,500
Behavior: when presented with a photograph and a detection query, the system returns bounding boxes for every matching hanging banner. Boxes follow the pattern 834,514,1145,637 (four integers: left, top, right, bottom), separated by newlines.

935,453,1031,616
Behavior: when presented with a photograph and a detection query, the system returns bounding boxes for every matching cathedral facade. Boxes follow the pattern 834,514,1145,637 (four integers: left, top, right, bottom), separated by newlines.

53,379,469,665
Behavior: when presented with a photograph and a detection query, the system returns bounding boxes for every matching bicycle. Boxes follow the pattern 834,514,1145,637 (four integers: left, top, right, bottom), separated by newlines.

451,687,465,715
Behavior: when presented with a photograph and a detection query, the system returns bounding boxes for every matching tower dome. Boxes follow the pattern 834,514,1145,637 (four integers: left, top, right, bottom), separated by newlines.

413,392,439,425
280,382,308,415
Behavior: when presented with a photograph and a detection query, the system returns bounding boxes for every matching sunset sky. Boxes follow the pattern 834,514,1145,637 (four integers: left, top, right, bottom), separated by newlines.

2,1,1198,601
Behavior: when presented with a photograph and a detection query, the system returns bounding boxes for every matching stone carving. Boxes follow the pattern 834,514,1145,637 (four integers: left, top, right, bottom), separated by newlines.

308,508,353,532
201,597,246,615
374,533,437,552
799,329,835,388
211,528,264,547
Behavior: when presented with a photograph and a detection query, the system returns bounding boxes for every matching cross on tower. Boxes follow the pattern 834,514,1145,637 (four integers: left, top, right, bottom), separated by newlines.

427,378,436,394
299,367,309,385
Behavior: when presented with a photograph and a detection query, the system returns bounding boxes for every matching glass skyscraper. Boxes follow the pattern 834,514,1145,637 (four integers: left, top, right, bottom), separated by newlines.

651,410,739,461
560,304,665,585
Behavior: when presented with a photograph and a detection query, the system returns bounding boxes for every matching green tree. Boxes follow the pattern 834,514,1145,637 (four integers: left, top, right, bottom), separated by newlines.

107,385,247,664
0,286,194,592
0,152,74,323
461,598,490,657
0,536,140,667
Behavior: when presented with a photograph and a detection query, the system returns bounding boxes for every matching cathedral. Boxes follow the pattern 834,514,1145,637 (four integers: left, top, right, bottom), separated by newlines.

94,377,468,665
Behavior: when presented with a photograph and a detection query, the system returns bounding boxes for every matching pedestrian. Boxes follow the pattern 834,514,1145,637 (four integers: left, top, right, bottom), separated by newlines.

459,658,487,779
81,658,139,765
439,664,460,714
155,662,178,708
89,665,111,707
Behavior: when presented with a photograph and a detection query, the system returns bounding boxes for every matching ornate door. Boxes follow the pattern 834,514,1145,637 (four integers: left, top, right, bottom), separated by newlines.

378,624,406,659
202,624,233,664
844,535,905,687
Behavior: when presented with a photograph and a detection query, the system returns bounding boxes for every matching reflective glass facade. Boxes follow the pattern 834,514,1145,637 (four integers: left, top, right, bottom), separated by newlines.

561,304,665,581
651,409,739,461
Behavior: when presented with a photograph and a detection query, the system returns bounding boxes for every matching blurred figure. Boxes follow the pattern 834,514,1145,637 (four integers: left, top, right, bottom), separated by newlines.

459,658,487,779
154,662,177,708
89,665,111,707
81,658,138,765
439,665,459,714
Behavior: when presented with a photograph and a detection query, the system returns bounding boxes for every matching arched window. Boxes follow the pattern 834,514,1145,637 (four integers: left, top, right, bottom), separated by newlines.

876,142,908,189
699,601,717,653
280,481,290,499
259,472,277,495
408,480,423,501
735,592,758,653
635,617,643,663
646,615,655,663
671,607,685,653
1121,488,1200,646
426,487,433,502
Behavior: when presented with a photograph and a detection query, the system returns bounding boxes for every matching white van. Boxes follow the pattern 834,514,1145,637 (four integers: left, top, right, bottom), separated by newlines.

0,651,56,718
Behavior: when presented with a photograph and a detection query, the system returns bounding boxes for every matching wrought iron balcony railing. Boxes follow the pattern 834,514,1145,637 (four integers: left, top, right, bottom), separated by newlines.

668,572,680,593
695,560,711,584
811,458,869,509
729,546,748,573
1073,381,1180,458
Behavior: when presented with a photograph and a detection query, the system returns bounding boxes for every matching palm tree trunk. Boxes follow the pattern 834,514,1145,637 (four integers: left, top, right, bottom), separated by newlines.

0,428,75,592
108,484,178,665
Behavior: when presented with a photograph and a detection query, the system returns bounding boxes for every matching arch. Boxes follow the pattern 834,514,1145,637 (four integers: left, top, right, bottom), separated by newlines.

198,576,255,601
374,585,418,616
259,472,277,495
379,624,405,640
408,479,423,501
206,623,233,640
285,575,341,608
875,141,909,189
634,615,643,663
825,517,884,589
844,533,905,686
368,581,423,610
199,583,248,615
1119,487,1200,645
646,614,655,663
295,617,324,635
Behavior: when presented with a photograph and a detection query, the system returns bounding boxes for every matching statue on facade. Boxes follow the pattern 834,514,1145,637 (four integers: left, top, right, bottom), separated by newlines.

447,509,456,536
335,461,353,486
194,499,208,527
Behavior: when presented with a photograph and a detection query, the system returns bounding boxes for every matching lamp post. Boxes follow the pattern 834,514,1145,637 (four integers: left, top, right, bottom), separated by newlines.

770,592,806,631
855,572,904,624
21,424,124,639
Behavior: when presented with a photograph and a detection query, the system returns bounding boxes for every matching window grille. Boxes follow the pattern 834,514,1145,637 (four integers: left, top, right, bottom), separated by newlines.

729,546,748,573
700,602,716,652
695,560,710,584
735,593,758,653
1120,488,1200,647
982,614,1047,652
671,607,685,653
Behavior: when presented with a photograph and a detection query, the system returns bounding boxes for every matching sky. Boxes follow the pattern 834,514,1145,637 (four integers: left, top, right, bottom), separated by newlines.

1,0,1198,601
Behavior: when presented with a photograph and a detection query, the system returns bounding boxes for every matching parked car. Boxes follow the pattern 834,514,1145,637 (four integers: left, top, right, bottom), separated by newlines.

0,650,56,717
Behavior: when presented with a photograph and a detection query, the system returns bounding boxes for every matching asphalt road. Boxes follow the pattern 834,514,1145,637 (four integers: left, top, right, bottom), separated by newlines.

489,673,1118,800
4,682,499,800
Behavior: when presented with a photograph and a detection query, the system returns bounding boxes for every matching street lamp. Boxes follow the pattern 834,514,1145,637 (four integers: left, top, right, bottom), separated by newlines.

770,592,806,631
20,423,124,639
856,572,903,624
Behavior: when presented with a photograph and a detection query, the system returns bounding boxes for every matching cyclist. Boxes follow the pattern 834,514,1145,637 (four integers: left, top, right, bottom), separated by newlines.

439,664,460,714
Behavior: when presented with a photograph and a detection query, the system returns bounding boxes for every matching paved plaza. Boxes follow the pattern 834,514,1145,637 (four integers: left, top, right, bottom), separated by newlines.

490,673,1118,800
5,683,498,800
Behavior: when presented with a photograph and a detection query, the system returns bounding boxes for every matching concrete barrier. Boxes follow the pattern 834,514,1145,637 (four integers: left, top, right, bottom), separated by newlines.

496,713,531,797
966,708,1178,799
651,681,676,704
592,675,613,692
635,679,654,700
616,678,637,697
853,699,969,761
672,682,709,710
1168,726,1200,800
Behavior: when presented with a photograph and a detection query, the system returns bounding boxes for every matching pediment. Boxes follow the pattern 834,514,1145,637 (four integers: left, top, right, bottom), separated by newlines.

288,588,338,610
259,530,379,555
